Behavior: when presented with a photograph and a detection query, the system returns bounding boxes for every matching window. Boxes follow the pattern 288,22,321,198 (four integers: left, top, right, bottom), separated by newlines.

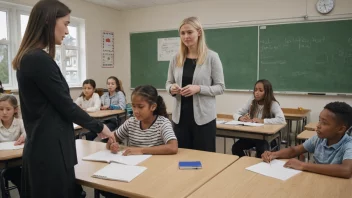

0,2,86,89
0,10,10,85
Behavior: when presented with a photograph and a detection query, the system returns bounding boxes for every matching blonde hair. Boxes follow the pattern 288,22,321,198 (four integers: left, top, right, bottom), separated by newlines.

176,17,208,67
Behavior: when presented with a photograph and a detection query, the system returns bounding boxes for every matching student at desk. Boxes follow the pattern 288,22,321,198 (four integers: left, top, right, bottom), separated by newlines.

232,79,286,158
75,79,101,113
0,95,25,194
85,76,126,141
262,102,352,179
102,85,178,198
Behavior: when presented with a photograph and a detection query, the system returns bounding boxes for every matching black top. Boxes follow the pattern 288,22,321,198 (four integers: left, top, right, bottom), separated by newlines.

181,58,197,111
16,48,103,196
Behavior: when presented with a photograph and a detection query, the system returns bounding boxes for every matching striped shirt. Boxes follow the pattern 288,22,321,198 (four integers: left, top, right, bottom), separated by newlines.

115,116,177,147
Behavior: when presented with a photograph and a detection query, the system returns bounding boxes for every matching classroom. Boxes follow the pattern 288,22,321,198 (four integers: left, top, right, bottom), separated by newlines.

0,0,352,198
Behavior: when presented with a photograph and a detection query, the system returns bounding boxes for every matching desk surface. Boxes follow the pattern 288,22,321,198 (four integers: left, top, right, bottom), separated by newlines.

305,122,318,131
88,110,125,118
0,148,22,161
297,130,317,140
188,157,352,198
75,140,239,198
217,118,286,135
282,108,311,118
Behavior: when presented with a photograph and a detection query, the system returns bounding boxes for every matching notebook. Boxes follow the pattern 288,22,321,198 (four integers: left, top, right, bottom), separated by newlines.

179,161,202,169
245,159,302,181
225,120,264,127
92,163,147,182
0,141,24,150
83,150,151,166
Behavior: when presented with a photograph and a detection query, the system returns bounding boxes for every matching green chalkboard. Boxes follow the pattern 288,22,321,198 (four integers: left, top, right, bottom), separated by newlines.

259,20,352,93
130,30,178,89
130,26,258,89
131,20,352,93
206,27,258,90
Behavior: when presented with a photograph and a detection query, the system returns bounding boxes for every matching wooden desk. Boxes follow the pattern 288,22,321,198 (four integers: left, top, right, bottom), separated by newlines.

305,122,318,131
282,108,311,147
0,148,23,198
88,110,125,121
75,110,126,138
75,140,239,198
188,157,352,198
297,130,316,143
216,117,286,154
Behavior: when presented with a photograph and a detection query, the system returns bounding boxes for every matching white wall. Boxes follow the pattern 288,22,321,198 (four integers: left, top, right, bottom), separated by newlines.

119,0,352,122
3,0,123,99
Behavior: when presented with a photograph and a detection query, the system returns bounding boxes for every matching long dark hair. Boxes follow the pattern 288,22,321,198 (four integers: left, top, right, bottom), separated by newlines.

250,79,278,119
12,0,71,69
132,85,167,117
107,76,125,96
79,79,96,97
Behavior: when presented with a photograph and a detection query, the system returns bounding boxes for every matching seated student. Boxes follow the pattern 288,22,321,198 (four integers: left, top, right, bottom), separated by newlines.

232,79,286,158
100,85,178,198
262,101,352,179
0,95,26,194
75,79,101,112
85,76,126,141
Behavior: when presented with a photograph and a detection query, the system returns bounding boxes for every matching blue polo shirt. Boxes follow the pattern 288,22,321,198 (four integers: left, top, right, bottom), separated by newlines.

303,134,352,164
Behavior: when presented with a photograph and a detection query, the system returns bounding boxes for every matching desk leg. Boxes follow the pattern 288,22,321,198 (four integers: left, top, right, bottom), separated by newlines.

286,120,292,148
223,138,226,154
0,168,9,198
94,189,100,198
278,130,282,151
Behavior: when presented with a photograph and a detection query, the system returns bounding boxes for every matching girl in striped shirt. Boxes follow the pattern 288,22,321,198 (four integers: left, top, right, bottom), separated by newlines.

107,85,178,155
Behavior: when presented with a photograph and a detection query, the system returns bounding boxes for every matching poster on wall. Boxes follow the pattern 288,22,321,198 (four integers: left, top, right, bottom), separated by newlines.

157,37,180,61
102,30,114,68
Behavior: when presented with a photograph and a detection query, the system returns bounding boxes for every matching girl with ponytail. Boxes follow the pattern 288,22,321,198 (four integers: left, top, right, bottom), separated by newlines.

106,85,178,156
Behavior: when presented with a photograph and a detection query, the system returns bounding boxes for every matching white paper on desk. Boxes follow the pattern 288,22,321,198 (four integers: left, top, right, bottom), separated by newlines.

225,120,264,127
245,159,301,181
92,163,147,182
0,141,24,150
83,149,151,166
216,120,226,124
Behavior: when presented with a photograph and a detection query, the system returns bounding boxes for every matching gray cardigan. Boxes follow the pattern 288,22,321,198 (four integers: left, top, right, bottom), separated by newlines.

166,50,225,125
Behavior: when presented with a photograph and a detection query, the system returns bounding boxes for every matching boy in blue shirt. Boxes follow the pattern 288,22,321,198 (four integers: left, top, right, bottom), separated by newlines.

262,101,352,179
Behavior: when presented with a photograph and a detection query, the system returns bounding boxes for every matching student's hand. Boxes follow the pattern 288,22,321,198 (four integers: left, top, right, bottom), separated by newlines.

14,134,25,146
239,115,252,122
261,151,277,163
284,158,305,170
170,84,181,95
101,106,109,110
252,118,264,123
180,85,200,97
109,142,120,154
98,124,114,140
122,147,143,156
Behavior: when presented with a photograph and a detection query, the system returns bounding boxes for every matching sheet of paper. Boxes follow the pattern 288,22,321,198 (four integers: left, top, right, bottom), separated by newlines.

83,150,151,166
92,163,147,182
157,37,180,61
225,120,264,127
245,159,301,181
216,120,226,124
0,141,24,150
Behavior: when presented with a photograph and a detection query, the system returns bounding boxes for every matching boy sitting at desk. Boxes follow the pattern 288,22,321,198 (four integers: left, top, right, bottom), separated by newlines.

262,101,352,179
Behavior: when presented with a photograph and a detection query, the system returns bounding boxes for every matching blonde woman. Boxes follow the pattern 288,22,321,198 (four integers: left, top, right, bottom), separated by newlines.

166,17,225,152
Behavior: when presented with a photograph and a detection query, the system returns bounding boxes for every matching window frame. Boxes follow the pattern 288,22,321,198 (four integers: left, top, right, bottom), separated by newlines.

0,1,86,89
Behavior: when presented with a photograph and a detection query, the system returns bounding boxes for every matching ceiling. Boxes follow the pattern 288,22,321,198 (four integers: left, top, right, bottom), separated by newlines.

83,0,207,11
